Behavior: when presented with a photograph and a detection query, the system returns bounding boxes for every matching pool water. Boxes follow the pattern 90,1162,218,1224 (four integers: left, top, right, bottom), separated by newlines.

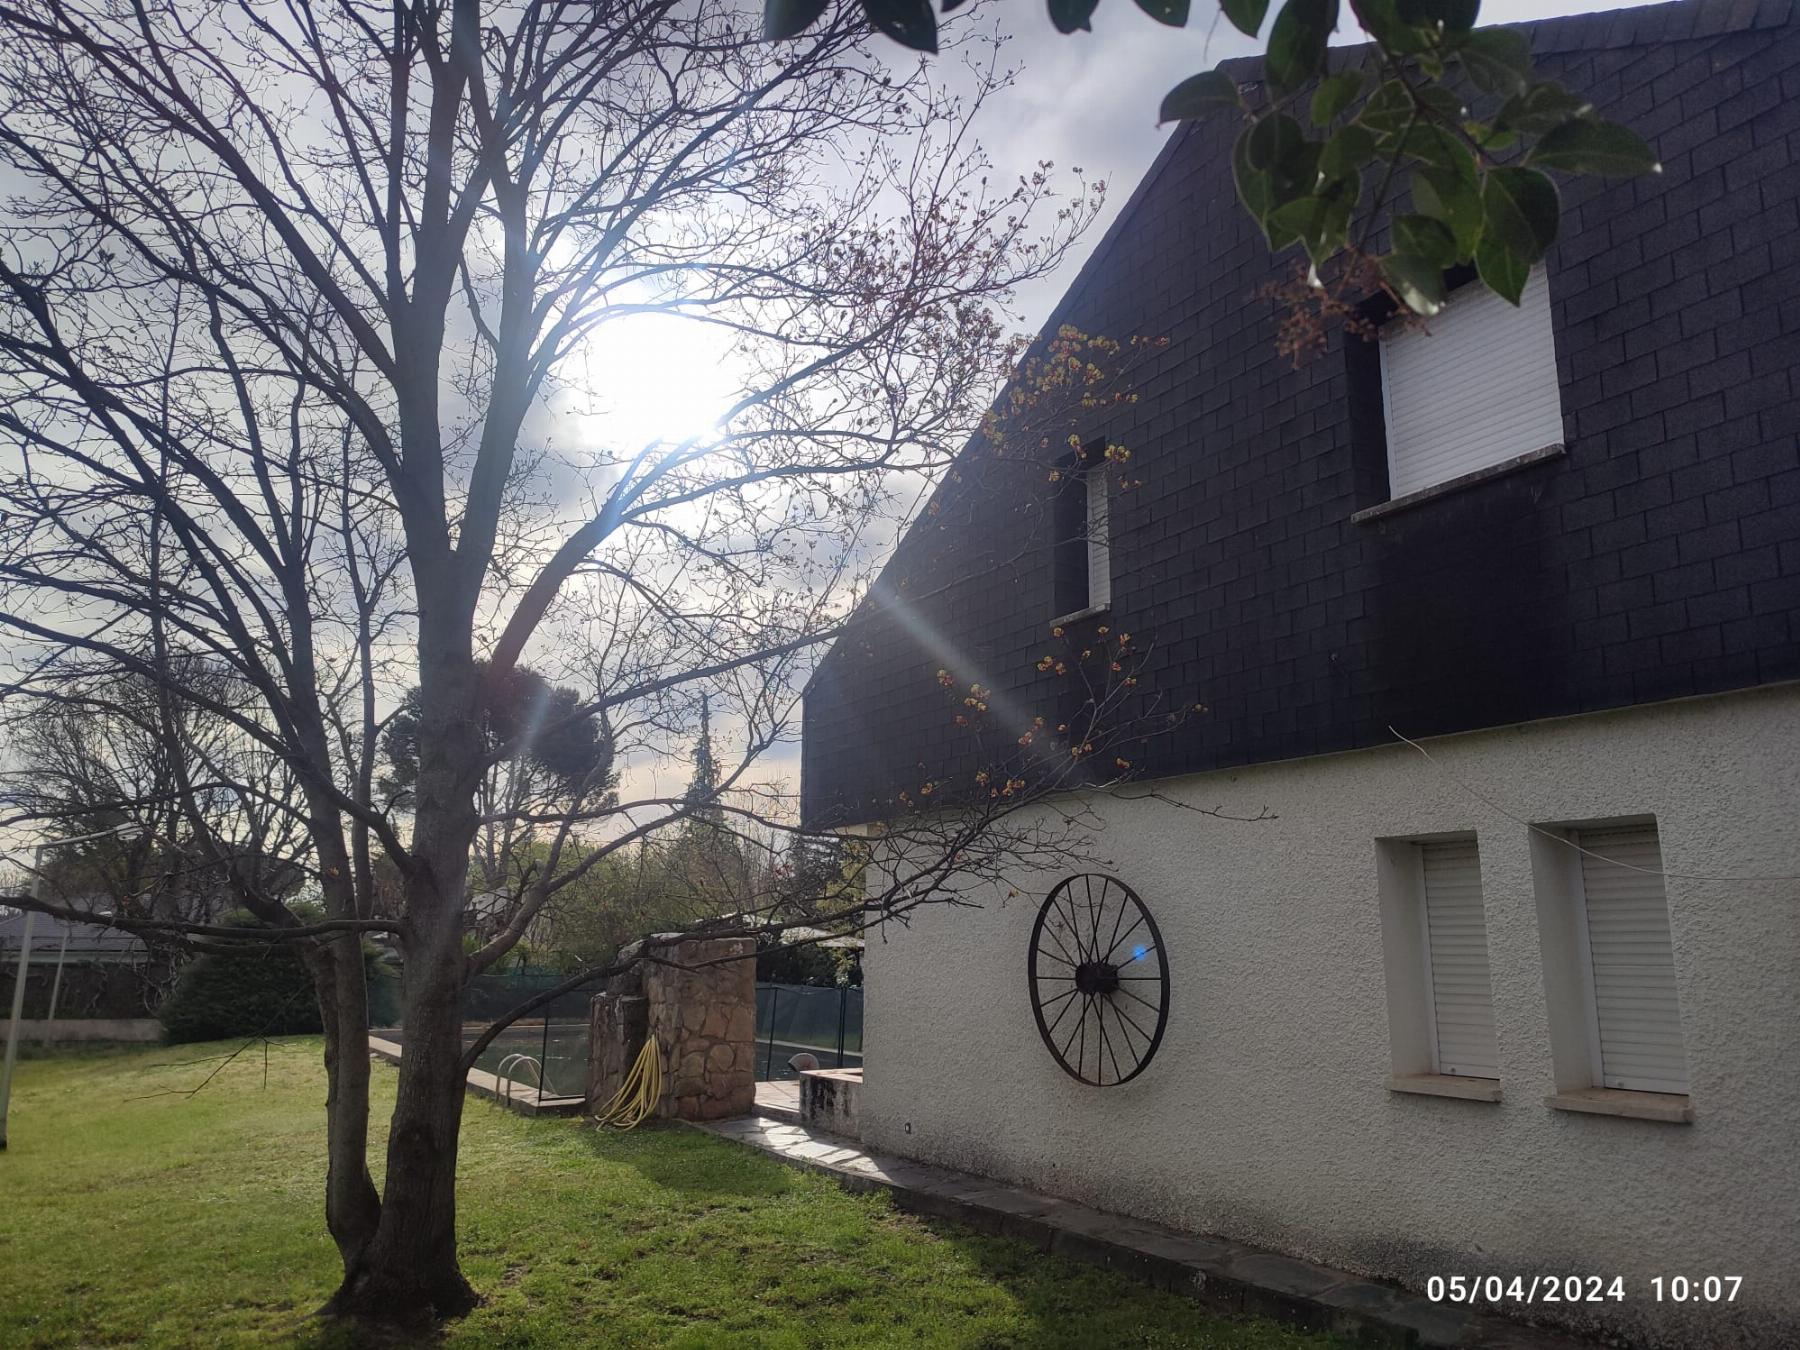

466,1024,590,1098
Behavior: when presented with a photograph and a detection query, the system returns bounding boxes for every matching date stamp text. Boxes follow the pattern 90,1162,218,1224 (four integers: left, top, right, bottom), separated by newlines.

1425,1275,1743,1305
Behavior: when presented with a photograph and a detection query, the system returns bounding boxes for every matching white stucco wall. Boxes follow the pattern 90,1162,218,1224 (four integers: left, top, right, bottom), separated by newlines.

858,684,1800,1348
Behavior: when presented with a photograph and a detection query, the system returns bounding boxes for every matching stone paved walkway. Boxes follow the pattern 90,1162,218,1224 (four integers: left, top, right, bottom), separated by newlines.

694,1113,1600,1350
752,1079,800,1122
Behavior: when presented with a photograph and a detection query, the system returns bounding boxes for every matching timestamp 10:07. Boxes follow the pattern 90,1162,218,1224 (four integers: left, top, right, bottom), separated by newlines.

1653,1276,1743,1302
1425,1275,1744,1305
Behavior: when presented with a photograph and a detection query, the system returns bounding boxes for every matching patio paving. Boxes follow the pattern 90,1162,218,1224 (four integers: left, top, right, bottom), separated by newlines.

752,1079,801,1123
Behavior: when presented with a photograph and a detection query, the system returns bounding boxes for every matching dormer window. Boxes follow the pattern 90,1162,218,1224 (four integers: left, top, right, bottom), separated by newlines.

1379,271,1565,500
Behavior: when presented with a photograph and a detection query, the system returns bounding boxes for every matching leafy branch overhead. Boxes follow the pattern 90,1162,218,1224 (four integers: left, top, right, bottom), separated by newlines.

767,0,1660,316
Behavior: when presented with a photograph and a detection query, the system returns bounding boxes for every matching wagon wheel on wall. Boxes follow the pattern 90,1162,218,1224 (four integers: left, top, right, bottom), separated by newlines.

1027,874,1169,1086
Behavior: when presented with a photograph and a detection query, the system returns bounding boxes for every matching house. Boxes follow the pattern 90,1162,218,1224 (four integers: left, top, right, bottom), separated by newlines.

0,909,166,1030
799,2,1800,1345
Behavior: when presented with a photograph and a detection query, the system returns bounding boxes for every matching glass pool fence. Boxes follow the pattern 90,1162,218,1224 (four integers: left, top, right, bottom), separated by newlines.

754,983,862,1081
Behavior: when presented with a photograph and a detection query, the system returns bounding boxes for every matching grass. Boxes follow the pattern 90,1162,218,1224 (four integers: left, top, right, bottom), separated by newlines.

0,1039,1343,1348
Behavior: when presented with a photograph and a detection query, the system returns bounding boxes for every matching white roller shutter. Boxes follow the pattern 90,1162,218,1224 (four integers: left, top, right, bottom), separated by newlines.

1420,840,1500,1079
1380,271,1564,499
1576,825,1688,1094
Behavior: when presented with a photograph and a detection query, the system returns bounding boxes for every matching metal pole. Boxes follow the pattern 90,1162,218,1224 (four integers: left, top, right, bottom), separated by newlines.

1,847,46,1150
836,984,847,1069
540,994,552,1099
41,929,72,1048
763,986,777,1079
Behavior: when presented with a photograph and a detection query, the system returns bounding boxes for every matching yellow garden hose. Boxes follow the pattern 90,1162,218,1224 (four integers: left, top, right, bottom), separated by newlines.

592,1036,662,1130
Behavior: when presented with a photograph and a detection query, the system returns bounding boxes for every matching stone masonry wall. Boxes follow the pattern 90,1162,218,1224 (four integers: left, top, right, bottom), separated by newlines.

586,934,756,1122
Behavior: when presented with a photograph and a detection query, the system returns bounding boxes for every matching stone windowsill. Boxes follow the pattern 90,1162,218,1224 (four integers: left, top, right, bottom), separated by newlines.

1545,1087,1694,1124
1386,1073,1502,1103
1049,602,1110,628
1350,443,1566,525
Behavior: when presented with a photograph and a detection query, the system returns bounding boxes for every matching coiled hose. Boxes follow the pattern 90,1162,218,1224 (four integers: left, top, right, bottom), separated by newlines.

591,1036,662,1130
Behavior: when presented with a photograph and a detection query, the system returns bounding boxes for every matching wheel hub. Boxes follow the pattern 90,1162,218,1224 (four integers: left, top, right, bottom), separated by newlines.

1073,959,1120,996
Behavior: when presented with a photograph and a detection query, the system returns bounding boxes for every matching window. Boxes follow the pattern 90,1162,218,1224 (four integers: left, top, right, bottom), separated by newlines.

1418,839,1500,1079
1572,824,1688,1095
1375,834,1500,1095
1530,817,1691,1117
1085,465,1111,610
1379,270,1564,500
1052,447,1109,618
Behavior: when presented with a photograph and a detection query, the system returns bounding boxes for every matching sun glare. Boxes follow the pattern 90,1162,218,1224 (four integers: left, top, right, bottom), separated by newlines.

562,307,741,455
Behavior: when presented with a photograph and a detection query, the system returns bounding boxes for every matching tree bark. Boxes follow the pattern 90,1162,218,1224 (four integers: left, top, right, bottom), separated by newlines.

321,890,476,1318
324,645,482,1320
306,934,382,1266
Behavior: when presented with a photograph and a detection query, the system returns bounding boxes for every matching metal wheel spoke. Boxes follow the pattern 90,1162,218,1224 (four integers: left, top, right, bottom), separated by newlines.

1102,912,1146,964
1043,987,1083,1041
1097,1001,1124,1085
1101,886,1129,964
1057,895,1090,963
1116,985,1162,1018
1107,997,1155,1046
1059,994,1088,1069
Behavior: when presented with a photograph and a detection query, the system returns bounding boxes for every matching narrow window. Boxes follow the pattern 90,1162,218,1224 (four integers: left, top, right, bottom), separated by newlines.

1379,270,1563,499
1052,444,1109,618
1418,839,1500,1079
1574,824,1688,1094
1085,462,1110,611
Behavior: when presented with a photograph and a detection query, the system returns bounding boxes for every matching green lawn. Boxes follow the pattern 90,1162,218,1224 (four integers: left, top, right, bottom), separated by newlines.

0,1039,1340,1348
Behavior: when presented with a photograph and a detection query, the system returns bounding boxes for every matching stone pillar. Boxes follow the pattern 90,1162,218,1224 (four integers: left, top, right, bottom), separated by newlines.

585,933,756,1121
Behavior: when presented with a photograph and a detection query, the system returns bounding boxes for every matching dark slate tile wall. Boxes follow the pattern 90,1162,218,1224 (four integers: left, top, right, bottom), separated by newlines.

803,0,1800,827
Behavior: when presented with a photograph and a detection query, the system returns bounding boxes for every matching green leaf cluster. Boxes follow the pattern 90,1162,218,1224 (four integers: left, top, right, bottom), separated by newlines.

1154,1,1658,312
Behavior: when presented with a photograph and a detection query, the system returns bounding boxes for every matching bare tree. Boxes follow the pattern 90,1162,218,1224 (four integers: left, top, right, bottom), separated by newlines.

1,656,310,922
0,0,1121,1320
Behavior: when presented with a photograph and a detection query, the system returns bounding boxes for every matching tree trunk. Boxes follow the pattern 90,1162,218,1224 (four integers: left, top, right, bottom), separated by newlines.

324,644,482,1320
306,933,381,1268
323,967,476,1318
293,735,385,1273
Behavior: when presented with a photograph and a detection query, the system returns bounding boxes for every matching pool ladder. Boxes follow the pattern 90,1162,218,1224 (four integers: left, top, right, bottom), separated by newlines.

493,1053,543,1110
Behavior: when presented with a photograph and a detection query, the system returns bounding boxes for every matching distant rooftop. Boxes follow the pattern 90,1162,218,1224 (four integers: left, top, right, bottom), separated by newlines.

0,905,147,956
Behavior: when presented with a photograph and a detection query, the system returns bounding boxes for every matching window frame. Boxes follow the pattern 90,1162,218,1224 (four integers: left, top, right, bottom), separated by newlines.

1569,823,1689,1096
1413,838,1500,1080
1376,832,1502,1101
1050,440,1111,624
1528,816,1694,1120
1365,269,1566,511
